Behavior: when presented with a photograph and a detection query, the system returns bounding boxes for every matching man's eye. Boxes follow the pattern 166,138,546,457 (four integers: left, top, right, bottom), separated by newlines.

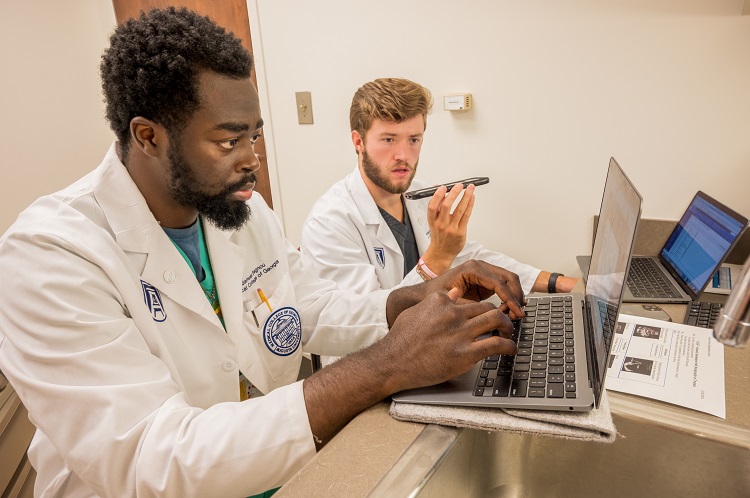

410,138,421,144
219,139,239,150
383,137,394,143
251,134,262,145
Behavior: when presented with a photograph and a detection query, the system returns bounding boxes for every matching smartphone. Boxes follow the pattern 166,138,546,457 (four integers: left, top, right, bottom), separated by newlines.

404,177,490,200
619,304,672,322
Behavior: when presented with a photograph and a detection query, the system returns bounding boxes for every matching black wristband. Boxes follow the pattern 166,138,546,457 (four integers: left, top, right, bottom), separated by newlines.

548,272,563,294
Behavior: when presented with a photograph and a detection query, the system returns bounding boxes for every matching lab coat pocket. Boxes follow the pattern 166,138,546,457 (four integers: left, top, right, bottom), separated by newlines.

242,273,302,388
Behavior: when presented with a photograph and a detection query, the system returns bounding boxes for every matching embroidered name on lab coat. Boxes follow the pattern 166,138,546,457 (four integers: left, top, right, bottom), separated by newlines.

263,307,301,356
141,280,167,322
242,259,280,292
374,247,385,268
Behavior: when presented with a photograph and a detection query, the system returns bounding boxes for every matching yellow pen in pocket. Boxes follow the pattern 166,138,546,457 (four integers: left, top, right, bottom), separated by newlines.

257,288,272,312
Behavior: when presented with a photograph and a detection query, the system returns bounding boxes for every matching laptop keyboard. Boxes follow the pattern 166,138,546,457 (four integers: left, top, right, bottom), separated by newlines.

627,257,683,299
599,300,619,351
473,296,576,399
683,300,723,329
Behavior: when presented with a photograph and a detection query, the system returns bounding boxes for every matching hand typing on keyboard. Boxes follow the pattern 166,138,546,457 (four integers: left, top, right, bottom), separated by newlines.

474,296,577,399
379,290,519,392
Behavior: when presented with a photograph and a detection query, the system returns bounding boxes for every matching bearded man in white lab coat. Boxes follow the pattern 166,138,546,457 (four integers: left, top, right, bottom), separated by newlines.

301,78,578,297
0,9,526,498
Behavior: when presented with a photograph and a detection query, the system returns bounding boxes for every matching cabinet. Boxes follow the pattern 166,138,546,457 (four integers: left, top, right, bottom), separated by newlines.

0,372,35,498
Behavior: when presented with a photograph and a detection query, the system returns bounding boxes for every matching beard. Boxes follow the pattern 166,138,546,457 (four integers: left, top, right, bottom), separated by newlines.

361,149,418,195
167,140,254,231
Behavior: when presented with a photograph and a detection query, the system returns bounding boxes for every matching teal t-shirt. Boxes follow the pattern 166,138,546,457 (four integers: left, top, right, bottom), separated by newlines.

164,218,223,325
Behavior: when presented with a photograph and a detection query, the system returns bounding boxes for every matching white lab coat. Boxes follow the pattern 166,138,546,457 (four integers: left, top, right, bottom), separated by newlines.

0,145,390,497
301,167,541,295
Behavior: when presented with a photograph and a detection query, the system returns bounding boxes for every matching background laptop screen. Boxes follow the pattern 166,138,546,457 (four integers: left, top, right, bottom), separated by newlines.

660,192,748,296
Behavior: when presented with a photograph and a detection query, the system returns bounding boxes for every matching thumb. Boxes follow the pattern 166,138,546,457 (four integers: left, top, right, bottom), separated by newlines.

447,287,461,302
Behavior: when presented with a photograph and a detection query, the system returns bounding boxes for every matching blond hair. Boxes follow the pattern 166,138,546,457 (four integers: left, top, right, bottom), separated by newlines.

349,78,433,139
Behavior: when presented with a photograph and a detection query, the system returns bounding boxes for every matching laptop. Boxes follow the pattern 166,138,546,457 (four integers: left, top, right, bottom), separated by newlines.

392,157,642,412
580,191,748,304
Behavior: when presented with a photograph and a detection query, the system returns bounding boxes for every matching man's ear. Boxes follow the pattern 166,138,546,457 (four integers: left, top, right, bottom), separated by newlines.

351,130,364,155
130,117,165,158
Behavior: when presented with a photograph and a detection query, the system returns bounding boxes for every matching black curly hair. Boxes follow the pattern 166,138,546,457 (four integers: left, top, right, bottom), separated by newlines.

100,7,253,163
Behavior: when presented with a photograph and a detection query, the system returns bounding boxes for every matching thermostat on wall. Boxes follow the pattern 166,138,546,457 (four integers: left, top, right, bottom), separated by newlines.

443,93,472,111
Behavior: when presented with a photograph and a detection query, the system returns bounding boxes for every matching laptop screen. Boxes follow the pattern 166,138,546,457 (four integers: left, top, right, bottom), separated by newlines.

659,191,748,297
586,158,642,405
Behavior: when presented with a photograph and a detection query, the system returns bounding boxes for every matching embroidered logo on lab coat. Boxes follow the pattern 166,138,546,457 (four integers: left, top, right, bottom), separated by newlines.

263,307,301,356
374,247,385,268
141,280,167,322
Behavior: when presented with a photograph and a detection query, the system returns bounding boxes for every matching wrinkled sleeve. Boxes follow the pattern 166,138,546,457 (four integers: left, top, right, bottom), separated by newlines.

264,202,391,356
301,215,422,294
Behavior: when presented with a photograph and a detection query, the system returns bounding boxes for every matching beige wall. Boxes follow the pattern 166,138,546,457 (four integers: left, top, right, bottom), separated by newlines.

0,1,116,233
2,1,749,278
250,0,750,275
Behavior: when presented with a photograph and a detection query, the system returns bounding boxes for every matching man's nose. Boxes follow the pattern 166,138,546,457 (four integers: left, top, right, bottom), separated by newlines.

238,141,261,173
393,141,411,162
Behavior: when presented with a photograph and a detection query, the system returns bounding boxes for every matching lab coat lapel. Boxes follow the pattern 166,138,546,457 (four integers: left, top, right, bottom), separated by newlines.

347,169,403,267
92,144,218,328
405,199,432,255
139,229,219,327
202,222,245,342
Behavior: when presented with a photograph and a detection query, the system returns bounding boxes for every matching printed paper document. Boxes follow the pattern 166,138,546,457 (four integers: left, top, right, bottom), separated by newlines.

604,313,725,418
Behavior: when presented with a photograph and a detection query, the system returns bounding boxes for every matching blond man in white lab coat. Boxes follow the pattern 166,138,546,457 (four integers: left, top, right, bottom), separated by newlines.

0,10,525,497
301,78,578,296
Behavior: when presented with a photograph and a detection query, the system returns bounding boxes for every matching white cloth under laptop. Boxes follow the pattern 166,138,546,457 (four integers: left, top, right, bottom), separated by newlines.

390,390,617,442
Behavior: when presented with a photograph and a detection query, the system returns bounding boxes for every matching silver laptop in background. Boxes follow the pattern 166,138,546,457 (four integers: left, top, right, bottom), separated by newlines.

392,158,642,412
579,191,748,304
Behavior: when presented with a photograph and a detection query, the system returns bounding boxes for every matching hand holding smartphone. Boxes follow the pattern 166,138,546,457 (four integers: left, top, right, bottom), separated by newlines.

404,177,490,200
